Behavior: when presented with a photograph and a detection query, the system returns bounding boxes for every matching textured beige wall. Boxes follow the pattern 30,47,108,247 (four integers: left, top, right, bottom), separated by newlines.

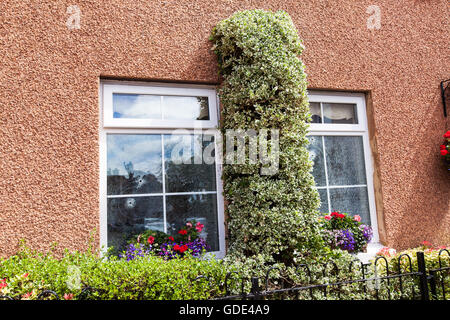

0,0,448,256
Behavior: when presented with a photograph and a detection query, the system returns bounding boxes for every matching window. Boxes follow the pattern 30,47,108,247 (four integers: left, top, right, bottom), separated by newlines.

100,81,225,257
307,92,380,245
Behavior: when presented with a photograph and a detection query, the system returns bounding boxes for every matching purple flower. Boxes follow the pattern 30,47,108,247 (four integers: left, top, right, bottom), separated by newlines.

359,224,373,242
120,243,151,261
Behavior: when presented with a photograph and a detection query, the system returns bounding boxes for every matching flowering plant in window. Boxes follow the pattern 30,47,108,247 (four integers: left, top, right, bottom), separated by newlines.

122,220,208,260
321,212,373,253
440,130,450,170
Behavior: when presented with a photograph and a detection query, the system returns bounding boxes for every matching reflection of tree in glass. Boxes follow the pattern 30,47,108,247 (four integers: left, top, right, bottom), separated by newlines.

107,161,162,195
164,136,215,193
196,97,209,120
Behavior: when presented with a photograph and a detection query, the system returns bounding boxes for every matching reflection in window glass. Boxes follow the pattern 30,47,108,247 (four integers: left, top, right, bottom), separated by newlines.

107,134,163,195
107,196,164,251
113,94,162,119
106,133,219,253
309,102,322,123
164,135,216,193
324,136,367,186
163,96,209,120
308,135,371,225
322,103,357,124
307,136,326,187
166,194,219,251
329,187,370,224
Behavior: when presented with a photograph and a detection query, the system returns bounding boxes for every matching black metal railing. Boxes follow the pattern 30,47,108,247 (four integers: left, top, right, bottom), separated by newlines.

0,250,448,300
215,250,449,301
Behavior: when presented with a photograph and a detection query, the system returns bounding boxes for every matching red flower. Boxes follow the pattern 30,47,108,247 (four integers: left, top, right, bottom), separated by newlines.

22,273,29,278
440,145,447,150
178,229,187,235
173,245,180,251
168,236,174,241
324,215,331,220
330,211,339,217
179,245,188,253
441,149,449,156
444,131,450,139
422,241,432,247
147,236,155,245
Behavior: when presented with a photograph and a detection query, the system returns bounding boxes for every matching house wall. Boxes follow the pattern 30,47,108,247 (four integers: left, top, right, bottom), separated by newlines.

0,0,448,256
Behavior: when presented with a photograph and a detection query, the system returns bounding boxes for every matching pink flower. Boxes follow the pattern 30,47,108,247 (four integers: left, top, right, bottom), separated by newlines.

0,279,7,289
195,222,204,232
186,222,192,228
377,247,396,257
22,273,29,278
324,215,331,220
354,215,361,222
64,293,74,300
22,292,32,299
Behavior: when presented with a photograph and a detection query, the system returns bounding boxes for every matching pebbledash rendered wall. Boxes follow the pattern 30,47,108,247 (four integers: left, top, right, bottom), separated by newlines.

0,1,448,257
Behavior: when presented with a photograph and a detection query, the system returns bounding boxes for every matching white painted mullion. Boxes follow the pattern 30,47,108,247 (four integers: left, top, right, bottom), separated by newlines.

327,184,368,189
161,134,167,233
107,191,218,198
320,102,324,124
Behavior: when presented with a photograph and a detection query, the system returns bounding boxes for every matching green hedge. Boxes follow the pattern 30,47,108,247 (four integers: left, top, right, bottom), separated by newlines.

0,245,230,300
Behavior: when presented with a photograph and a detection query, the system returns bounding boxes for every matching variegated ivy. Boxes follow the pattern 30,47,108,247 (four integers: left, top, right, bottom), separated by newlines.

210,10,327,266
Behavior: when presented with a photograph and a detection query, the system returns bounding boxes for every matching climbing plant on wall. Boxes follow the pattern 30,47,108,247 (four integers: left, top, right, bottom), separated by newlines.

210,10,326,266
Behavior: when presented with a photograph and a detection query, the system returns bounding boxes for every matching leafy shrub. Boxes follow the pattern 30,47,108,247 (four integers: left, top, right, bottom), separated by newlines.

374,244,450,299
210,9,326,266
0,244,230,300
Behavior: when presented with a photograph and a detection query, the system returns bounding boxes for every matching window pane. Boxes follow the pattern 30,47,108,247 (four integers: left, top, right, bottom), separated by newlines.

324,136,367,186
307,136,326,187
164,134,216,193
329,187,370,225
107,134,163,195
166,194,219,251
317,188,329,213
163,96,209,120
323,103,357,124
113,93,162,119
107,196,164,252
309,102,322,123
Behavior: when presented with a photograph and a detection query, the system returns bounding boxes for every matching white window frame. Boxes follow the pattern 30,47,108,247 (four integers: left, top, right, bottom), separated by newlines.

103,82,219,129
307,91,382,259
99,81,225,258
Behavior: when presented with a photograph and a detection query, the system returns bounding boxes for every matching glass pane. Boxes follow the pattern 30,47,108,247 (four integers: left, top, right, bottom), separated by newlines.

307,136,326,187
309,102,322,123
329,187,370,225
163,96,209,120
324,136,367,186
107,134,163,195
107,196,164,252
166,194,219,251
113,93,162,119
323,103,357,124
164,134,217,193
317,188,329,213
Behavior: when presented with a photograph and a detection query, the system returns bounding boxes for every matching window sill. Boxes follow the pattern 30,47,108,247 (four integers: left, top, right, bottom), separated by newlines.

356,242,384,264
